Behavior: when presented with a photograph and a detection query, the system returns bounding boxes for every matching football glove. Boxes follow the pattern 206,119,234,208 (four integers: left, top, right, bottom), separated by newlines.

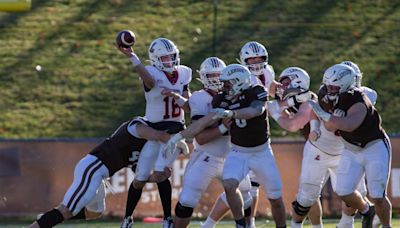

309,100,332,122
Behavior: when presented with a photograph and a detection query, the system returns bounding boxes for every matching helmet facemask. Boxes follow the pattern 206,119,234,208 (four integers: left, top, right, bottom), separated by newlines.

323,64,356,102
198,57,226,92
200,72,223,92
277,67,310,99
158,53,179,73
239,41,269,76
148,38,180,73
245,56,267,76
221,79,237,100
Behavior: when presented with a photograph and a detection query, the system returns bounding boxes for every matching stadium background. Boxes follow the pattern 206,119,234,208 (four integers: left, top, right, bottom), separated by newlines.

0,0,399,225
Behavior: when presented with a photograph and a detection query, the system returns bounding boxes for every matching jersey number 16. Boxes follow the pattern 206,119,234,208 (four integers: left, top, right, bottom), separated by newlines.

163,96,181,119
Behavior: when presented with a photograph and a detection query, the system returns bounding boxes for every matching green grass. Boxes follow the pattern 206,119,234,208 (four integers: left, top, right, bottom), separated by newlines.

0,0,399,138
1,218,400,228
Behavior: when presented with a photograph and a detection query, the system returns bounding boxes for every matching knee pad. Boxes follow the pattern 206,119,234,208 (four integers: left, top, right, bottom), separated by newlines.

292,200,311,217
297,183,321,207
179,187,201,209
86,181,106,213
175,201,194,218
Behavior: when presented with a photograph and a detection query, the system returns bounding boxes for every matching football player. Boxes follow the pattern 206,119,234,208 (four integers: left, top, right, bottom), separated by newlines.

238,41,280,227
268,67,344,228
171,57,252,228
209,64,286,228
118,37,191,228
335,60,379,228
310,64,392,228
27,117,186,228
200,43,279,228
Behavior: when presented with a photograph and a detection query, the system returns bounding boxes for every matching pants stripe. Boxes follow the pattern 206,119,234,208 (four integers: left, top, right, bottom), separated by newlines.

70,162,104,212
66,159,101,209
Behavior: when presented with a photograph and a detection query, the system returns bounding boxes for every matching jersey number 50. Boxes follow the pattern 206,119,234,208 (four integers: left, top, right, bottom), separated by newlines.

163,96,181,119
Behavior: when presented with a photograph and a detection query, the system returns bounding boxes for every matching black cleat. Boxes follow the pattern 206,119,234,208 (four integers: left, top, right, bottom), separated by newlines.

361,205,375,228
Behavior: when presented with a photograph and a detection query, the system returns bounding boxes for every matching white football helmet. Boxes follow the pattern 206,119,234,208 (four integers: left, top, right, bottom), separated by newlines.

239,41,268,76
148,38,180,73
198,57,226,92
220,64,252,99
341,60,362,87
279,67,310,91
323,63,356,100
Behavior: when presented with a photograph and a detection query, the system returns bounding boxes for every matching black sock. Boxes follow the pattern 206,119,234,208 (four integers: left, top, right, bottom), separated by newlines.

70,208,86,220
235,217,246,226
157,179,172,219
36,208,64,228
124,183,143,217
244,206,252,217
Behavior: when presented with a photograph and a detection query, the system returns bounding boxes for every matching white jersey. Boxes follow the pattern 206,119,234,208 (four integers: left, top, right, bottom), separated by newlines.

250,64,275,93
144,65,192,123
189,90,230,158
311,123,343,155
360,86,377,105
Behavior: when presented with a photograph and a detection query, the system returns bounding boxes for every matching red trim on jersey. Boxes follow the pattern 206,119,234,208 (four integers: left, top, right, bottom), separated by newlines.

164,69,179,85
258,74,266,86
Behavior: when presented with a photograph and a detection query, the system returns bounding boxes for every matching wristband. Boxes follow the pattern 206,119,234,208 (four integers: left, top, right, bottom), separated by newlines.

218,124,229,134
130,53,141,67
175,96,187,107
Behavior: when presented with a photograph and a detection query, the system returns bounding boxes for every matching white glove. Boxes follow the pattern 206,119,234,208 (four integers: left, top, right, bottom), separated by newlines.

267,100,284,121
211,108,235,120
309,100,332,122
176,140,189,155
287,91,312,107
309,129,321,141
162,133,183,158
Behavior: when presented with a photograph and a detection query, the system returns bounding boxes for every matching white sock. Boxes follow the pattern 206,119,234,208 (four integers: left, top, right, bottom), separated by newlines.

201,217,217,228
339,212,355,223
291,219,303,228
312,224,323,228
250,217,256,228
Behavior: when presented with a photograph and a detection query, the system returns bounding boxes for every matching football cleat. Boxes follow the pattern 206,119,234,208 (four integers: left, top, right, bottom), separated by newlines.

121,216,133,228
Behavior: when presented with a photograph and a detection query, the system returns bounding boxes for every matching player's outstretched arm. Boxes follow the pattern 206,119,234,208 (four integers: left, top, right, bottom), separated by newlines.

118,46,155,89
272,102,312,132
194,118,231,145
162,113,218,156
234,100,266,119
136,123,170,143
181,112,219,139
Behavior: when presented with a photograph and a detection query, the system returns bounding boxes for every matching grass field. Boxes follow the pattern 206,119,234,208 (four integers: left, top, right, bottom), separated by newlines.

1,218,400,228
0,0,399,138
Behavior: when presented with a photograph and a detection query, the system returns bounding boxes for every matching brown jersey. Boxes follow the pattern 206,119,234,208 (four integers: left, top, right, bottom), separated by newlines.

212,85,269,147
89,118,148,176
334,88,385,147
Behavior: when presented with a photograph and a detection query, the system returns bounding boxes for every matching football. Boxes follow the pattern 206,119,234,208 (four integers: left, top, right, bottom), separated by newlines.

116,30,136,48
